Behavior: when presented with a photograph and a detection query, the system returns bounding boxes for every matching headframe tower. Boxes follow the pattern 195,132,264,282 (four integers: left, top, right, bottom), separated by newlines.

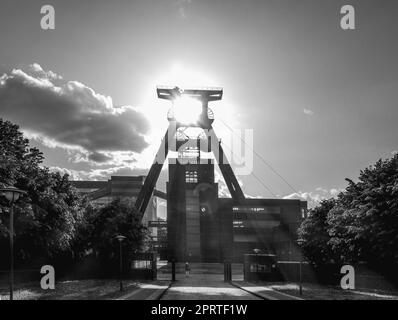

134,86,245,219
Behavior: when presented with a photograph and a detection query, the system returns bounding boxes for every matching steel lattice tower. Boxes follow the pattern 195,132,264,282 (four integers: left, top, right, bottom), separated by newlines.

134,86,245,219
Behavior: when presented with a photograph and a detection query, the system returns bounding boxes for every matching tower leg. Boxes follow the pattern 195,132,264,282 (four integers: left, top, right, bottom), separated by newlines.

134,123,177,218
207,127,245,203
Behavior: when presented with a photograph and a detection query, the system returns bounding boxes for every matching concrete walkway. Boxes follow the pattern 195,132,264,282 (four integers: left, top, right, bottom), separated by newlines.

231,281,303,300
116,281,171,300
160,274,261,300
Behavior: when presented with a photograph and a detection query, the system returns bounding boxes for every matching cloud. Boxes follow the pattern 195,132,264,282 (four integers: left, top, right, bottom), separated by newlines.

215,170,231,198
175,0,192,18
283,191,321,204
213,169,259,199
86,166,146,180
87,152,114,163
50,165,148,181
283,187,344,208
303,108,314,116
0,64,150,164
49,167,84,181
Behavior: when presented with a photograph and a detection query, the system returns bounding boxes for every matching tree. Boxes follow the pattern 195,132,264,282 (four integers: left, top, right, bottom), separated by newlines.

0,119,44,187
0,118,85,265
299,154,398,271
78,198,148,262
298,198,337,267
327,156,398,267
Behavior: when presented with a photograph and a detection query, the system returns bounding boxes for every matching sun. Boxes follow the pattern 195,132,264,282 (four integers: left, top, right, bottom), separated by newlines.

140,63,219,129
172,96,202,125
135,63,236,169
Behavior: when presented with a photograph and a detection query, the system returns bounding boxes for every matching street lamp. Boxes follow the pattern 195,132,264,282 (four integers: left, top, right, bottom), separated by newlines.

296,238,305,296
115,235,126,292
0,186,26,300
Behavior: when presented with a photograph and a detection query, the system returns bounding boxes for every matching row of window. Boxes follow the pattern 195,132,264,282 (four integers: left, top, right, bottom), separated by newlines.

185,170,198,183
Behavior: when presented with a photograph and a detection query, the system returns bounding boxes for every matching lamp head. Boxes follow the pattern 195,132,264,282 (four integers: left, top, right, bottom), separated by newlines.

0,186,26,203
115,235,127,242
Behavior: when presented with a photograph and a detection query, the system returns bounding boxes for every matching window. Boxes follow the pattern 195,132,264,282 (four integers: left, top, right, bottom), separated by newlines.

185,170,198,183
232,206,281,214
249,264,271,273
257,264,271,273
233,220,244,228
131,260,152,270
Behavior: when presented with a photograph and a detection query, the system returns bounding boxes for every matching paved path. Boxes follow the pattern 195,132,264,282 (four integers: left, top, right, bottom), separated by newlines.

160,274,261,300
117,281,171,300
231,281,303,300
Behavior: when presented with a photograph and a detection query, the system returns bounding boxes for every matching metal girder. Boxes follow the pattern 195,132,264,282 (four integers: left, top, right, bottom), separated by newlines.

134,124,176,218
217,143,246,203
134,123,245,219
210,128,246,203
153,189,167,200
156,86,223,102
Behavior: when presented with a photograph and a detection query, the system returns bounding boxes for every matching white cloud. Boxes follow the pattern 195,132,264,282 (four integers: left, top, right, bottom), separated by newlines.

49,165,147,181
214,169,262,199
175,0,192,18
49,167,84,181
303,108,314,116
214,169,231,198
283,187,344,208
0,64,150,166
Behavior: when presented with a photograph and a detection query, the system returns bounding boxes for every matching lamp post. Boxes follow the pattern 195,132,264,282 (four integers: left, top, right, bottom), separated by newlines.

296,238,304,296
115,235,126,292
0,186,26,300
253,248,261,273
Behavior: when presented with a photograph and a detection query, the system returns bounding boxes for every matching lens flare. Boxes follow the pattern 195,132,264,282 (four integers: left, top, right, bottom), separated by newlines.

172,96,202,124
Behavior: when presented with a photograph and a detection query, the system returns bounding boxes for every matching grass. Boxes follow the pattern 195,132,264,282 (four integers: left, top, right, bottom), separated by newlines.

0,279,144,300
264,282,398,300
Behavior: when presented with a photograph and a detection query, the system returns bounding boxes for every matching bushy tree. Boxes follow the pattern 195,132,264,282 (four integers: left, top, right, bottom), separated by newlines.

328,157,398,267
326,206,365,264
0,119,85,264
77,198,148,262
298,198,337,267
299,154,398,270
1,118,149,275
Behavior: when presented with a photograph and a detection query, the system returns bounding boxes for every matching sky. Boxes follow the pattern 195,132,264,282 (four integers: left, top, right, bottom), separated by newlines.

0,0,397,206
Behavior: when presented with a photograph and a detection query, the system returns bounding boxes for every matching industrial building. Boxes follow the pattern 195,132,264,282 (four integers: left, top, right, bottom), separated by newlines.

71,176,158,225
72,172,306,263
73,86,307,264
166,155,307,263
